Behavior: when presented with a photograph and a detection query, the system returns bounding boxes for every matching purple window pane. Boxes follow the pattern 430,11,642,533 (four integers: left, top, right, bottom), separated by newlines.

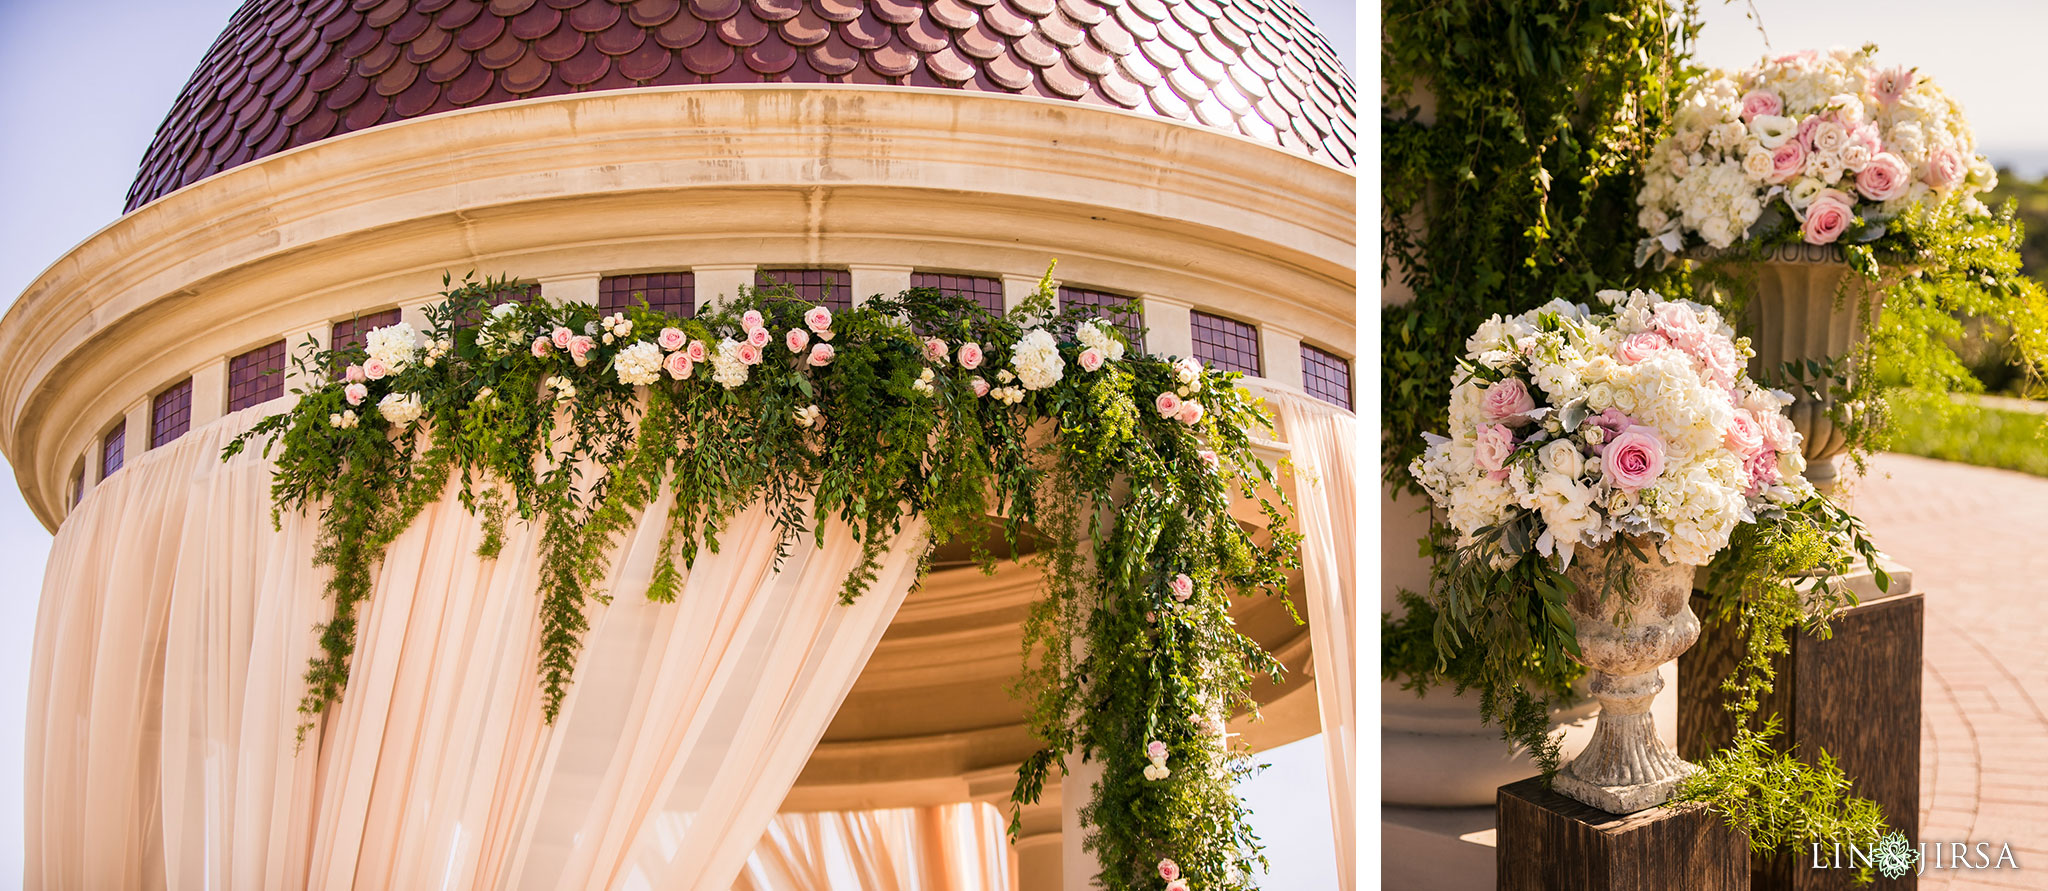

910,272,1006,313
101,424,125,479
756,268,851,310
1190,311,1261,375
331,308,403,354
228,340,288,412
151,378,194,448
600,272,696,318
1301,343,1352,410
1057,286,1145,353
72,461,84,507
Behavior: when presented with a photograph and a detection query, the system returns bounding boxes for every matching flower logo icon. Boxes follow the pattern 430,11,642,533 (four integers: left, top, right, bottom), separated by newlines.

1874,831,1921,879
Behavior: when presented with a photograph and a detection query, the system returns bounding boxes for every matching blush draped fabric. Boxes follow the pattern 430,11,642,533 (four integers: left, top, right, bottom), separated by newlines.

1275,393,1358,891
27,408,929,890
734,803,1016,891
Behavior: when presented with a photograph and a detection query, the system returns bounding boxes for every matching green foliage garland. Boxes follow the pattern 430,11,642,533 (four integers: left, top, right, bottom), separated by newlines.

227,269,1300,890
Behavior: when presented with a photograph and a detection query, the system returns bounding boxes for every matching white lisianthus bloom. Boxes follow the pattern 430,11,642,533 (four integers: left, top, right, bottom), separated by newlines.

613,341,662,386
1012,329,1065,390
377,392,424,425
365,322,421,370
1749,114,1797,148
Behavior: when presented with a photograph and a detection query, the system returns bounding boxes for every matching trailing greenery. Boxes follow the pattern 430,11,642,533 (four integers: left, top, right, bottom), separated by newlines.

227,269,1300,890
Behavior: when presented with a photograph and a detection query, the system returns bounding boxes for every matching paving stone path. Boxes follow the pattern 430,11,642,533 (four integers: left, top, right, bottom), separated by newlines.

1847,454,2048,888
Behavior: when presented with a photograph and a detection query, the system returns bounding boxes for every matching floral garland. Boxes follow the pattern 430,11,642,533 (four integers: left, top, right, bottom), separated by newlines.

226,269,1299,891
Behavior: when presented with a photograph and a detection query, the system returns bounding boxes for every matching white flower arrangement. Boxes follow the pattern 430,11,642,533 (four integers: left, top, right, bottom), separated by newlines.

1012,329,1065,390
711,338,749,390
1076,319,1127,363
1637,46,1994,258
377,392,424,426
364,322,421,371
612,341,663,386
1141,739,1171,781
1409,290,1815,568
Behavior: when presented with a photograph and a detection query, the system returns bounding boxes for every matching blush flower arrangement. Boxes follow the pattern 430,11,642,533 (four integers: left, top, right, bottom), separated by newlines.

1409,289,1815,569
1635,45,1994,259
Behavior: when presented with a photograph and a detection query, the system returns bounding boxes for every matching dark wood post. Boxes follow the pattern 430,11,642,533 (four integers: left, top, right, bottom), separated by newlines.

1497,775,1750,891
1678,581,1925,891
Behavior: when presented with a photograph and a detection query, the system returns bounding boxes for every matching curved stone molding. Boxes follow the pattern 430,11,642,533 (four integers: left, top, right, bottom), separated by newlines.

0,85,1355,528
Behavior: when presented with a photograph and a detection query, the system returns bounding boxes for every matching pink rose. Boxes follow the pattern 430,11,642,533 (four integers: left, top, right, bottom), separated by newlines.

1699,337,1740,387
1079,348,1105,371
808,343,834,367
686,340,708,363
1618,331,1671,363
1924,148,1967,190
1760,412,1800,452
1652,303,1706,353
1774,49,1817,66
740,310,764,330
1795,114,1825,149
343,382,367,406
1852,123,1881,155
1801,192,1856,245
1169,574,1193,601
531,337,553,358
1176,400,1204,425
923,337,948,363
1738,89,1782,122
1146,740,1169,761
1602,426,1666,491
1474,423,1515,474
785,328,810,353
737,342,762,366
657,327,686,351
567,335,594,367
1855,152,1911,201
804,306,833,333
1155,392,1183,418
363,357,390,380
956,342,984,370
1158,859,1181,881
343,364,366,383
551,327,572,350
969,377,990,397
746,326,771,349
1724,409,1765,455
1481,378,1537,424
1872,64,1916,105
1198,449,1219,469
1744,448,1782,494
664,351,693,380
1766,139,1806,184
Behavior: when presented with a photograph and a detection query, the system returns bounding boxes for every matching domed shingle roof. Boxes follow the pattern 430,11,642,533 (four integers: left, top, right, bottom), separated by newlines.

125,0,1355,210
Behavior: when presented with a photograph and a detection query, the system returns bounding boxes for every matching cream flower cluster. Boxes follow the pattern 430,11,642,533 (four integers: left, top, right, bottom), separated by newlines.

1409,290,1815,568
1141,739,1172,781
1638,46,1994,255
1011,329,1065,390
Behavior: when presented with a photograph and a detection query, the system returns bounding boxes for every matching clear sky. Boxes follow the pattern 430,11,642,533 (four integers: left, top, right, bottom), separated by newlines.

1692,0,2048,172
0,2,1348,887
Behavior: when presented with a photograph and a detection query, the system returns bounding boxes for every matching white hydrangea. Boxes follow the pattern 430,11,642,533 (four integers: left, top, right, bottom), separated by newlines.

1076,320,1127,362
365,322,421,371
1012,329,1065,391
613,341,662,386
377,392,423,425
711,338,749,390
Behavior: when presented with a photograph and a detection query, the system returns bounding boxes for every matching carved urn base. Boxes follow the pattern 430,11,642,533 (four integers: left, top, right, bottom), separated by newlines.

1555,538,1701,814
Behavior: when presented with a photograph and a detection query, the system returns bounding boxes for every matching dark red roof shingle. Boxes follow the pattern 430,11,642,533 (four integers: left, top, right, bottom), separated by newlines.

126,0,1353,209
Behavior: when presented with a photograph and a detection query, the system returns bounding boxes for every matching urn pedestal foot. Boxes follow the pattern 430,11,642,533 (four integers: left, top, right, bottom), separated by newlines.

1551,760,1699,815
1551,666,1699,813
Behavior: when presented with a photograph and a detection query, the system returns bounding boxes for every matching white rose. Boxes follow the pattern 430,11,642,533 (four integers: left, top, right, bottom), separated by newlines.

1741,146,1775,181
1539,440,1586,478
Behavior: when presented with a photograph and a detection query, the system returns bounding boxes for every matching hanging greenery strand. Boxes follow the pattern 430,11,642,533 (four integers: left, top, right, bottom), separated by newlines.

225,268,1303,890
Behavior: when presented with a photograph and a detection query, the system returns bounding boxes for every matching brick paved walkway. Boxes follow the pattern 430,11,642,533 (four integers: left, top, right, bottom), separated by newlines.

1847,454,2048,888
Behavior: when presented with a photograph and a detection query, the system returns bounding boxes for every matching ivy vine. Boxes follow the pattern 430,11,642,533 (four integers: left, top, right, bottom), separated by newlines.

227,268,1301,891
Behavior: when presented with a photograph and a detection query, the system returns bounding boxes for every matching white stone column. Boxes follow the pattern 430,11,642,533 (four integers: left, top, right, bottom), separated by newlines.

539,272,600,307
1059,756,1103,891
1139,294,1193,361
283,323,330,398
847,264,913,308
188,356,228,428
1261,325,1305,390
1002,273,1051,314
123,398,150,457
692,264,756,314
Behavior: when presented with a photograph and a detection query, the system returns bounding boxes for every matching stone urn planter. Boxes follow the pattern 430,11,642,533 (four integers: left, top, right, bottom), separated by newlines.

1551,537,1702,814
1694,243,1887,488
